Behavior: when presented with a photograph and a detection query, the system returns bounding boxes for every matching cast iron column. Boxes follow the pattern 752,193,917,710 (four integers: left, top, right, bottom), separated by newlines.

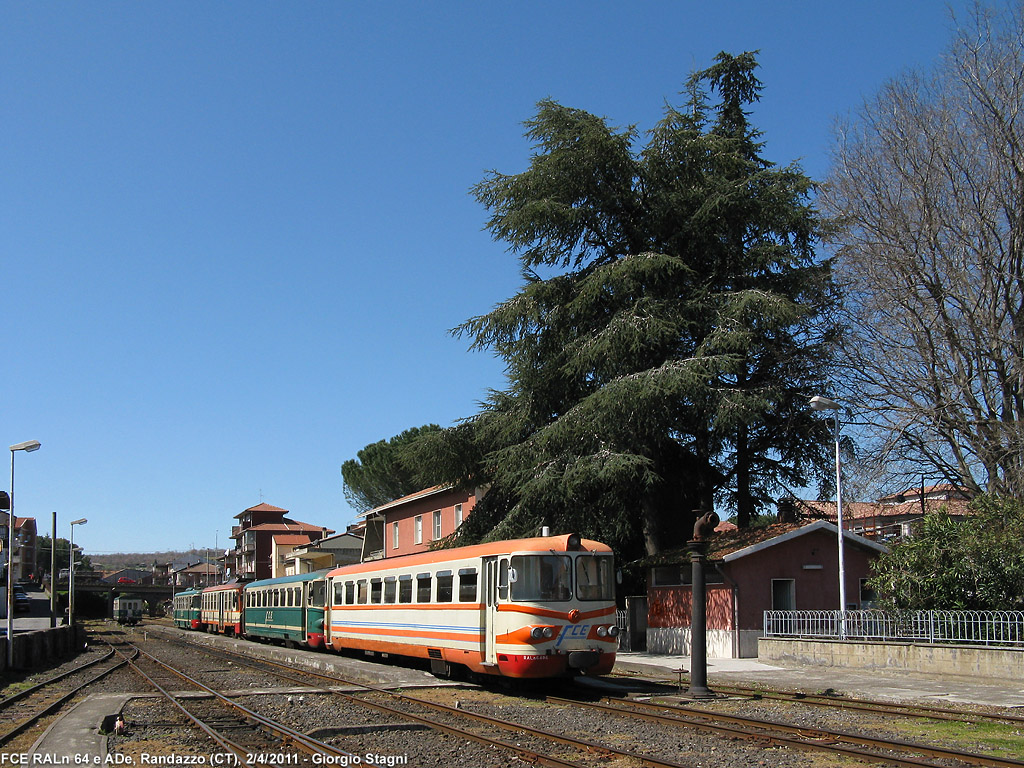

686,510,719,699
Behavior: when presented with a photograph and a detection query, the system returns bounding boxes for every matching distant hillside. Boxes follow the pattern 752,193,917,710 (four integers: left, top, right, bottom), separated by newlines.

91,549,219,571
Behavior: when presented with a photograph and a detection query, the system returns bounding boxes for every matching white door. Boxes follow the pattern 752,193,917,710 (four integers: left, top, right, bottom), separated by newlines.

484,557,499,664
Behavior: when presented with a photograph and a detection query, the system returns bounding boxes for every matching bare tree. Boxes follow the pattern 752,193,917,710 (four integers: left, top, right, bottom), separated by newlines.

822,1,1024,497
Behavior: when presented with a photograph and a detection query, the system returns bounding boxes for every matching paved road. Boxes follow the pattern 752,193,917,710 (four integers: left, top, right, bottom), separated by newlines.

1,584,61,632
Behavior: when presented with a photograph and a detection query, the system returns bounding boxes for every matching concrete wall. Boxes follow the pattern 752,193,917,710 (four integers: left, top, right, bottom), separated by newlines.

0,624,83,674
760,637,1024,683
648,627,762,658
648,627,734,657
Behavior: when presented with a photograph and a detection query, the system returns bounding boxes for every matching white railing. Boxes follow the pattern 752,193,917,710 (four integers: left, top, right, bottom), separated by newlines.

764,610,1024,648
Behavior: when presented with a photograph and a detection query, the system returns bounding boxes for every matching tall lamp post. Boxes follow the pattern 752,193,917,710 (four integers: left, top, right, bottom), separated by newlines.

809,396,848,636
8,440,41,669
69,518,88,627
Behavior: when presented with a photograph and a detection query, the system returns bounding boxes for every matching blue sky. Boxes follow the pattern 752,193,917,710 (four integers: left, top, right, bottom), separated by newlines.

2,1,975,556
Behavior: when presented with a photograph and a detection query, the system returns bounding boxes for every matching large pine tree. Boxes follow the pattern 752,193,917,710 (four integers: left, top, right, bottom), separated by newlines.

419,53,838,559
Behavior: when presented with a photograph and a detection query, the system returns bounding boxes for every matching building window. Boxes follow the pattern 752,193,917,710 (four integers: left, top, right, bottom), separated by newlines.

454,503,463,528
432,510,442,540
859,578,877,608
651,564,724,586
414,515,423,544
772,579,796,611
392,521,400,550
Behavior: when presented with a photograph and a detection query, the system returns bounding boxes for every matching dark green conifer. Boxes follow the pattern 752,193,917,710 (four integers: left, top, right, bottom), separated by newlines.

420,53,838,558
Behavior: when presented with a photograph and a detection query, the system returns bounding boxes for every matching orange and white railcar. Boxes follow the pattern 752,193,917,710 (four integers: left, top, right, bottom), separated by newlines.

325,533,618,679
200,582,244,636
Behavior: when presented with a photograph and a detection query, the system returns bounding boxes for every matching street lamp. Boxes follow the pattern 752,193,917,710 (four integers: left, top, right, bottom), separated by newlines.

69,518,87,627
809,396,848,634
8,439,41,668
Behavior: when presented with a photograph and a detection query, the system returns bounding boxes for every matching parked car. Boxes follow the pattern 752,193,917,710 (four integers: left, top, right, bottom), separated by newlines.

13,591,31,613
117,577,136,584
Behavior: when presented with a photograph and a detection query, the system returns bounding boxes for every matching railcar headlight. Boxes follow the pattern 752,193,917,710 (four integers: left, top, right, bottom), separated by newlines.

542,626,554,638
608,625,620,637
596,626,608,637
531,627,545,640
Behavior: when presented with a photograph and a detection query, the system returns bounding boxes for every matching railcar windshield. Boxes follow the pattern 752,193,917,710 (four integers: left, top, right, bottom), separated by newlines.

508,553,616,602
575,554,615,601
510,555,572,602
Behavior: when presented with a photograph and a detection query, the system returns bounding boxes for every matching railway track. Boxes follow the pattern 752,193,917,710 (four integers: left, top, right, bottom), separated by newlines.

110,642,370,767
137,635,691,768
552,694,1024,768
0,647,128,749
624,674,1024,728
148,630,1024,768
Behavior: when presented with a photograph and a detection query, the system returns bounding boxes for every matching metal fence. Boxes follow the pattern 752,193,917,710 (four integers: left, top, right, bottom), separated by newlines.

764,610,1024,648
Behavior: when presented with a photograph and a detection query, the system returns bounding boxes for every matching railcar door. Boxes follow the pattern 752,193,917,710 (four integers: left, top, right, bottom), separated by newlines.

483,557,499,665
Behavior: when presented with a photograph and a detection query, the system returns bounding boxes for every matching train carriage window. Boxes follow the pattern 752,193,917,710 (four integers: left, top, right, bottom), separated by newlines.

310,581,325,608
383,576,397,604
357,580,368,604
398,574,412,603
436,571,453,603
345,581,355,604
334,581,344,604
458,568,478,602
295,587,301,605
286,588,293,607
576,554,616,601
416,573,432,603
370,578,383,604
498,559,509,600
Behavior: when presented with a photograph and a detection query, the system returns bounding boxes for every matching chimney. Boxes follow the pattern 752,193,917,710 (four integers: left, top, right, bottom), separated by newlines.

777,497,797,523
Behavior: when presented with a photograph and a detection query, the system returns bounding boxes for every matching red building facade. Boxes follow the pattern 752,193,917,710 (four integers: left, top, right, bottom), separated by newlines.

228,503,334,581
646,520,887,657
358,485,479,561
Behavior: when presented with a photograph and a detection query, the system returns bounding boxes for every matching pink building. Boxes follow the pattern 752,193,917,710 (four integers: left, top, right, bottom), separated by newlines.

358,485,480,560
645,519,887,657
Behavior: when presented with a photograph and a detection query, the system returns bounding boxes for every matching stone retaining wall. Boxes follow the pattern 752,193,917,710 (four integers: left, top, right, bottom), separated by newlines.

759,637,1024,682
0,624,84,674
